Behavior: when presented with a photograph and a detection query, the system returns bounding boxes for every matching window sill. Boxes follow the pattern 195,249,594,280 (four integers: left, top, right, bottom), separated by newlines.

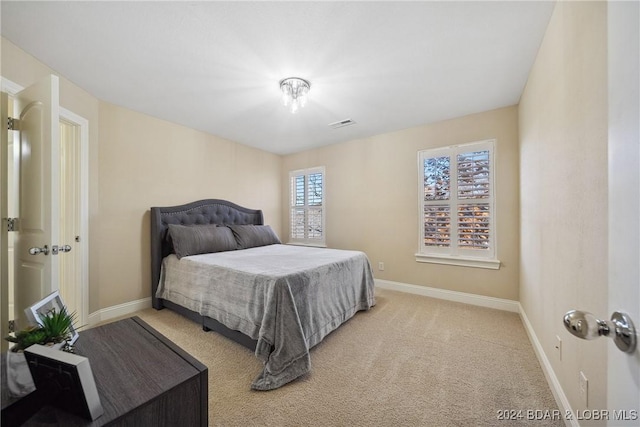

287,242,327,248
415,253,501,270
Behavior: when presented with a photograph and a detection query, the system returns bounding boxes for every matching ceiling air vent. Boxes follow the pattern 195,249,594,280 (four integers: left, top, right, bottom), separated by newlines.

328,118,356,129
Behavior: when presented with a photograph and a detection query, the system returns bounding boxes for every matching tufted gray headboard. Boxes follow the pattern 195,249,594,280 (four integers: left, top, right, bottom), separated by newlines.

150,199,264,309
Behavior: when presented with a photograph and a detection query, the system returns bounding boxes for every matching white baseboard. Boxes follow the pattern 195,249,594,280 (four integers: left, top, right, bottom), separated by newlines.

375,279,520,312
518,305,577,427
87,297,151,326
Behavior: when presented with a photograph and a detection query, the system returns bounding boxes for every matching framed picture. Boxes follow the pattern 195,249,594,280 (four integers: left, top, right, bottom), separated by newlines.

25,344,104,421
25,290,79,344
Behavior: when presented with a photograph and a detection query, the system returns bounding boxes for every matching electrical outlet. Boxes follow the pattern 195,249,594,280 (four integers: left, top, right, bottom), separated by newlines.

555,335,562,361
579,371,589,407
378,262,385,271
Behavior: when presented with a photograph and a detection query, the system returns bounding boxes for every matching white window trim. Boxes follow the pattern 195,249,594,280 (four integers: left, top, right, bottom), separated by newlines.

416,139,500,270
287,242,327,248
288,166,326,246
414,253,501,270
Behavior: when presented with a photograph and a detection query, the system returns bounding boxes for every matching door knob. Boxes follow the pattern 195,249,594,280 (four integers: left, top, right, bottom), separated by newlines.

28,245,49,256
563,310,637,353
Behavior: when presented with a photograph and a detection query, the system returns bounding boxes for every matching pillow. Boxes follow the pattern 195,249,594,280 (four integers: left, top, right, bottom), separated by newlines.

228,225,281,249
167,224,237,259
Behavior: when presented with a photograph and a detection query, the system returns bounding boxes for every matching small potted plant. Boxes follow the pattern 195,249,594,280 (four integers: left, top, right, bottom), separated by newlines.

5,307,78,352
38,307,78,350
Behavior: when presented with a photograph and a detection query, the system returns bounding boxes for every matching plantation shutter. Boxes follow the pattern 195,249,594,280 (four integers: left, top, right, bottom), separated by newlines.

418,140,496,262
289,167,325,244
456,150,491,251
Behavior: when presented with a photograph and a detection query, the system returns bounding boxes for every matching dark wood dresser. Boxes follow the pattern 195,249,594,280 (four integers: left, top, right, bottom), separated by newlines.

1,316,208,426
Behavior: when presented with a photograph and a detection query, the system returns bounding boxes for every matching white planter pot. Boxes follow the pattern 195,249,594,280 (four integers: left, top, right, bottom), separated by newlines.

6,350,35,397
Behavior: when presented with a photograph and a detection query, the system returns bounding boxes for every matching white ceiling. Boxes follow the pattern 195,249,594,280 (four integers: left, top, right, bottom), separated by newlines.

1,1,554,155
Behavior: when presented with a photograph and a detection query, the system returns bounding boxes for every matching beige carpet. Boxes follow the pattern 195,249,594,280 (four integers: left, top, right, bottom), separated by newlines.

133,288,562,426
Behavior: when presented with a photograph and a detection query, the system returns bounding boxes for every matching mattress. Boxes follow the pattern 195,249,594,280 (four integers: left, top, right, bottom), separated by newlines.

156,243,376,390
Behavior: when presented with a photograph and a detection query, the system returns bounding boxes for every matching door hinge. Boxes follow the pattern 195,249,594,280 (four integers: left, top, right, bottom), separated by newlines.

8,320,15,333
7,117,19,131
5,217,18,232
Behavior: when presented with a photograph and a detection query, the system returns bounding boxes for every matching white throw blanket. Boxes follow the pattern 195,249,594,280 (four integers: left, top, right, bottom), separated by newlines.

156,244,376,390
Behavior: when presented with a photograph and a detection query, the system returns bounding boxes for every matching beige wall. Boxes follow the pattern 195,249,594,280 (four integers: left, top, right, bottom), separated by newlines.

519,0,608,417
1,38,282,313
97,103,281,308
283,106,520,300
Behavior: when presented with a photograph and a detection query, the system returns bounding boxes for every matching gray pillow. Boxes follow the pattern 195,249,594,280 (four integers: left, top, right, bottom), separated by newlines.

228,225,281,249
167,224,237,259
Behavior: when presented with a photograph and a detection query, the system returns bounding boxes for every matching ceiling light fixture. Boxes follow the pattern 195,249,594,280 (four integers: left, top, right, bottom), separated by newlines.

279,77,310,113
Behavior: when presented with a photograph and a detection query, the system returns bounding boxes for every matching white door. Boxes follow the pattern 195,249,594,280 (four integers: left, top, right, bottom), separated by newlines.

607,2,639,425
13,75,60,328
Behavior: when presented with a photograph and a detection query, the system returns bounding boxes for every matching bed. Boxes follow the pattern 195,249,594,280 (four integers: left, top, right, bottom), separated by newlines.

150,199,376,390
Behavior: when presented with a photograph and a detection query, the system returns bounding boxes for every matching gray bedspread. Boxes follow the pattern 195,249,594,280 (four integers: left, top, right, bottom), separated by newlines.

156,244,376,390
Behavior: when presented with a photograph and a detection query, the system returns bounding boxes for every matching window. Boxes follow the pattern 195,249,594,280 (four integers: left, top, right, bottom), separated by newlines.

289,167,325,245
416,140,499,269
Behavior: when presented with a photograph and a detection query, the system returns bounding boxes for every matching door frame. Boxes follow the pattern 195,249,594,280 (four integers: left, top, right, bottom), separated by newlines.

1,76,89,327
59,108,89,327
607,1,640,423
